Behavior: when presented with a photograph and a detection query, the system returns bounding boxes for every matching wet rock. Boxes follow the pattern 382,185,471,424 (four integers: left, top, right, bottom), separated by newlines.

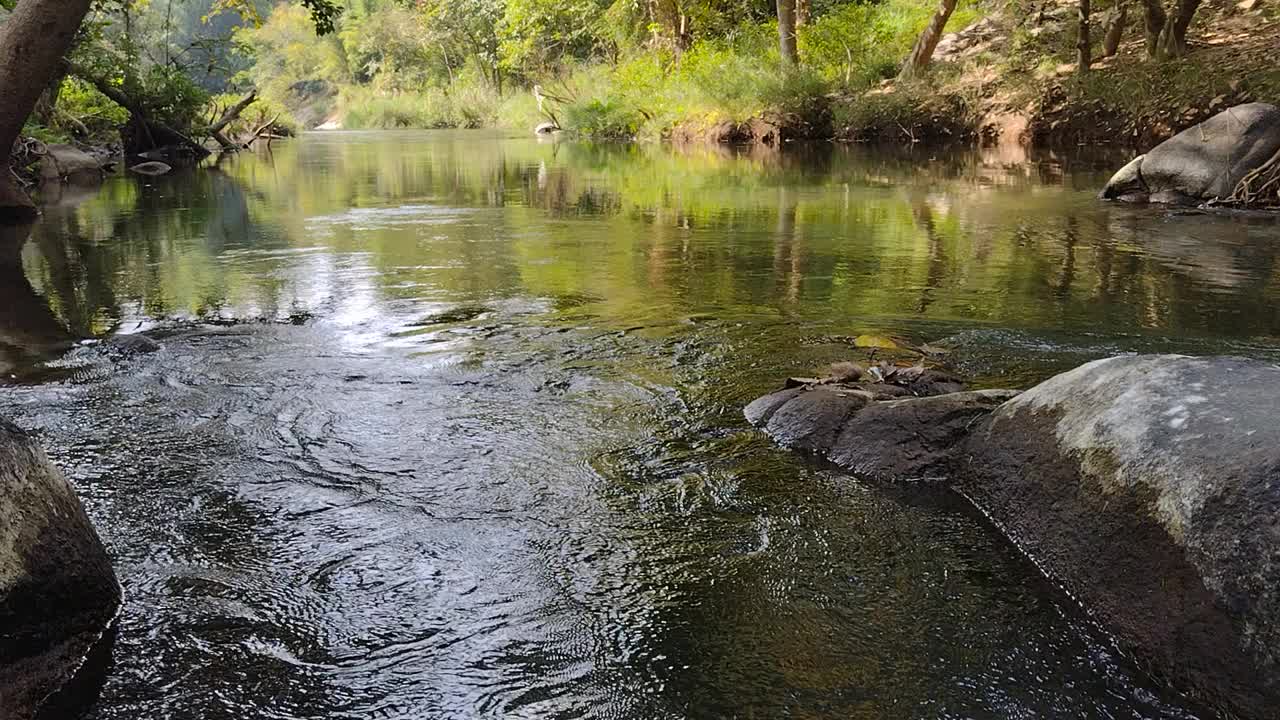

102,333,161,356
0,420,120,719
128,161,172,177
37,145,105,185
828,389,1018,480
763,386,871,454
1101,102,1280,204
957,355,1280,717
747,353,1280,716
743,387,805,426
409,305,493,327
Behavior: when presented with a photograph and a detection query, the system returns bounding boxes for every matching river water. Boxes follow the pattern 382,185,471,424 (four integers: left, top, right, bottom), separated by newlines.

5,131,1280,719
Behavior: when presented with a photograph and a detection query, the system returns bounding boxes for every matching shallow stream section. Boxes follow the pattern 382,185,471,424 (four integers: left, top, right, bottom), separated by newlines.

6,131,1280,719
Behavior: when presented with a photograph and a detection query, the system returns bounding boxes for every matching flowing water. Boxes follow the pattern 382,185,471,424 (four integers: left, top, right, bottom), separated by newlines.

5,131,1280,719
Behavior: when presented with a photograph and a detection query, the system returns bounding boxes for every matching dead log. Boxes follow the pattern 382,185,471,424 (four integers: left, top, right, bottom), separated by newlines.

209,90,257,150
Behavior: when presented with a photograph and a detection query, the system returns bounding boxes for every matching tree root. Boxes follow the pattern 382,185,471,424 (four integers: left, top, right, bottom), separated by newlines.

0,166,37,224
1221,148,1280,208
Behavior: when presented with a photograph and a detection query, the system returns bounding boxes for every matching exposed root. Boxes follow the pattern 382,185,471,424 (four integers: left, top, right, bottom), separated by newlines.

1223,148,1280,208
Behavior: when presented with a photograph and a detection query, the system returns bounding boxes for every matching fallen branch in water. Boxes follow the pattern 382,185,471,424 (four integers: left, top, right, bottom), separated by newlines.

241,113,280,148
209,90,258,150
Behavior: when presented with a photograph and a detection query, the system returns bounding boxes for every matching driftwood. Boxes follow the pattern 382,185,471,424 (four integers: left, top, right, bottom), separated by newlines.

241,113,280,147
208,91,257,150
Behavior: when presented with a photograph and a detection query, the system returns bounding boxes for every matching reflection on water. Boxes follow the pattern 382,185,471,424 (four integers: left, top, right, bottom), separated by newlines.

5,131,1280,719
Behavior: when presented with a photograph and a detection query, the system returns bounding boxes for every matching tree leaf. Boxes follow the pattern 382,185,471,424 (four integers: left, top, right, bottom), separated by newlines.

853,334,900,349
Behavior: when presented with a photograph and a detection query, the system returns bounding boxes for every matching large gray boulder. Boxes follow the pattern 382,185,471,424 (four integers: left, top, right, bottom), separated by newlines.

37,144,107,185
958,355,1280,717
1101,102,1280,204
746,354,1280,717
0,420,120,718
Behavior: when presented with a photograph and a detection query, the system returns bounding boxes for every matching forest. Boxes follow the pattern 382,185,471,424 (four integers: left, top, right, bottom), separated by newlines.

0,0,1276,212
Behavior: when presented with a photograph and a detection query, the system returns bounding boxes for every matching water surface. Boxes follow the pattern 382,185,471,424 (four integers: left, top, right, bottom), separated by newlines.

6,131,1280,719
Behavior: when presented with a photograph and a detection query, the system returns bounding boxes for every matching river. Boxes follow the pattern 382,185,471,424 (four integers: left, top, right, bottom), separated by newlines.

5,131,1280,719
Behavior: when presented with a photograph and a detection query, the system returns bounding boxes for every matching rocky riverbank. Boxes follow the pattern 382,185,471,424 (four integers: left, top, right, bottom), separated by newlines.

746,354,1280,719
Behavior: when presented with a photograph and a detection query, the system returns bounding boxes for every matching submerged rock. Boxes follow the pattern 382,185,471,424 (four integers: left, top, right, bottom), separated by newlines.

0,420,120,718
102,333,162,356
746,354,1280,717
1100,102,1280,205
128,161,172,177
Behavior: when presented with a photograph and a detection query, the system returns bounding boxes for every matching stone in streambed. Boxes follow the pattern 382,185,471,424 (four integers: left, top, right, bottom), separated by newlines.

762,386,871,454
37,145,106,185
746,353,1280,717
957,354,1280,718
1100,102,1280,205
828,389,1018,480
0,420,121,719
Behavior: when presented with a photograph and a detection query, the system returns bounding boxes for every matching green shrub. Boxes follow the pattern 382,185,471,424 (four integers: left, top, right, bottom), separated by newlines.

564,98,644,140
56,77,130,138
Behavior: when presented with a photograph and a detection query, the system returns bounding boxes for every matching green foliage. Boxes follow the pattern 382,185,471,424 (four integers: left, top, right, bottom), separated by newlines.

140,64,211,128
799,0,978,90
564,98,644,140
338,79,509,130
497,0,608,76
235,4,349,123
56,77,131,137
210,0,342,35
19,121,72,146
339,5,436,89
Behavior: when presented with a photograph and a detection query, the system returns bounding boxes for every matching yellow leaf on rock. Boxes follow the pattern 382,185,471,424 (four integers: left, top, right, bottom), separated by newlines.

853,334,900,350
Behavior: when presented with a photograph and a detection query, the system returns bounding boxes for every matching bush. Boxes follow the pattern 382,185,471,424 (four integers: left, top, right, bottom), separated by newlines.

564,98,644,140
338,75,508,130
56,77,130,138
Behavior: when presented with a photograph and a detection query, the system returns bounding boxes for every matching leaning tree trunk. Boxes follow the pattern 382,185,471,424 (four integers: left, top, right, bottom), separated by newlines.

776,0,799,66
898,0,959,80
0,0,95,221
208,91,258,150
1077,0,1092,73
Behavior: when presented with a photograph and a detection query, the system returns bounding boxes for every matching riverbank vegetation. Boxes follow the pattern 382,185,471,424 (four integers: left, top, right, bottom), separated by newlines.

234,0,1277,145
1,0,1278,209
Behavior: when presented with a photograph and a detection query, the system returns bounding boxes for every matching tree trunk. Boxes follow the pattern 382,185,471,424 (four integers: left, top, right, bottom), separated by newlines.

776,0,799,66
1155,0,1200,58
0,0,95,220
33,69,67,126
1140,0,1167,56
898,0,959,80
1077,0,1092,73
796,0,811,27
1102,3,1127,57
